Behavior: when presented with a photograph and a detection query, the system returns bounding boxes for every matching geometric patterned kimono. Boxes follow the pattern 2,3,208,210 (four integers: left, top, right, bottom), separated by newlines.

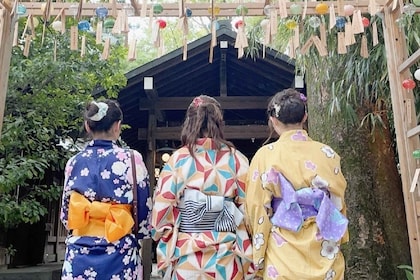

151,138,255,280
245,130,348,280
60,140,152,280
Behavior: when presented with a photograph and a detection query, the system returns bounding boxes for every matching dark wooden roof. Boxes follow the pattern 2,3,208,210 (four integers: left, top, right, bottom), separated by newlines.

117,20,298,157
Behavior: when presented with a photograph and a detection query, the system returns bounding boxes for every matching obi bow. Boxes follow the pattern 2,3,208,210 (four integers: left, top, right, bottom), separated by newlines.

68,192,134,243
178,189,243,232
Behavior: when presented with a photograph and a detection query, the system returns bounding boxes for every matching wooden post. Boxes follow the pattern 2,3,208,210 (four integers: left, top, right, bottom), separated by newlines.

382,1,420,278
0,2,16,139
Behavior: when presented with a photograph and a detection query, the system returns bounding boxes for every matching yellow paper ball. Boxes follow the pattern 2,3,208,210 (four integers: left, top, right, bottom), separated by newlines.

285,19,297,30
315,3,328,15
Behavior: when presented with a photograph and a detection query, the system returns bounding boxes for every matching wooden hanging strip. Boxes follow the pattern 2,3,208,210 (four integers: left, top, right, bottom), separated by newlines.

344,22,355,46
96,21,103,44
352,10,364,34
372,21,378,46
270,9,277,36
29,15,36,38
23,34,31,57
127,39,137,61
80,34,86,57
289,36,295,58
337,32,347,54
101,37,110,60
329,3,336,30
12,21,18,46
209,20,216,63
360,34,369,58
70,25,78,50
312,35,327,56
278,0,288,19
112,10,122,34
300,36,313,55
293,25,300,51
60,9,66,34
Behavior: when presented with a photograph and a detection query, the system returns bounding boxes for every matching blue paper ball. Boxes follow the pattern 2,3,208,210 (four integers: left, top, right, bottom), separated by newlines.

336,17,346,29
95,6,108,19
185,7,192,17
78,20,91,31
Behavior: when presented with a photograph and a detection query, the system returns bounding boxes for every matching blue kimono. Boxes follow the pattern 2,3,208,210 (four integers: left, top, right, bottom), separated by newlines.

60,140,151,280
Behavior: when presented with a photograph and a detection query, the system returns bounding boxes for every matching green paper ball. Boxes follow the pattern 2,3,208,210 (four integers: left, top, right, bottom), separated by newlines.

104,18,115,29
290,3,302,15
153,3,163,14
235,5,248,16
413,0,420,7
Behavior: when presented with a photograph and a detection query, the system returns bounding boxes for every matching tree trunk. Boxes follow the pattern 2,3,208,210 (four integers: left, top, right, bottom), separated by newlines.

306,74,411,279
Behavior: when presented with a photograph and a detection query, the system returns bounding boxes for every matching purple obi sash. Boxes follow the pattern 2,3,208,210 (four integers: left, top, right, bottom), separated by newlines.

271,173,348,242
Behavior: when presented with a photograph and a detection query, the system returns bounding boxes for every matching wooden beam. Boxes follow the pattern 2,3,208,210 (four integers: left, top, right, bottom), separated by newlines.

19,1,373,17
0,3,16,139
398,48,420,73
138,124,269,140
139,96,270,110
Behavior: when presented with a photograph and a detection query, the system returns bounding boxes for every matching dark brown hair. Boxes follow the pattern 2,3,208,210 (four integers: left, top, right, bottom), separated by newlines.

264,88,307,144
84,99,123,133
180,95,234,156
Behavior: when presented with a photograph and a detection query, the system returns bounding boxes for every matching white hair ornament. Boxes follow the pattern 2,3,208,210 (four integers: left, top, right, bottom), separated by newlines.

89,101,109,121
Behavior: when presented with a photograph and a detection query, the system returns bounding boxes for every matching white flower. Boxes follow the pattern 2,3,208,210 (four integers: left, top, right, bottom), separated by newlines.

111,275,121,280
273,103,281,117
311,175,329,189
320,240,339,260
321,146,335,158
123,254,130,265
80,168,89,176
112,161,127,176
101,169,111,179
106,246,116,255
324,269,336,280
80,247,89,254
254,233,265,250
114,187,123,197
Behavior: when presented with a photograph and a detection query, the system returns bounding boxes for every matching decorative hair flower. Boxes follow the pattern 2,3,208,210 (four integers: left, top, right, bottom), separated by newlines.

273,103,281,118
192,97,204,108
89,101,109,121
300,93,307,103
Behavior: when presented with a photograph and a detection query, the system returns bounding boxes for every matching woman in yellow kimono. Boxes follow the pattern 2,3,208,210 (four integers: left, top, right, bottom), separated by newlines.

245,88,349,280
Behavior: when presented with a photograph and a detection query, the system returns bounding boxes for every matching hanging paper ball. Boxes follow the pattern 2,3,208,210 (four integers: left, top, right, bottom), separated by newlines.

263,5,272,16
185,7,192,17
128,21,140,30
285,19,297,30
414,69,420,81
157,19,167,29
51,21,62,32
413,149,420,159
413,0,420,7
362,17,370,27
336,17,346,29
234,19,244,29
153,3,163,14
308,16,321,28
315,3,329,15
343,4,355,16
78,20,91,31
207,5,220,15
236,5,248,16
17,4,27,16
402,3,416,16
402,78,416,90
104,18,115,29
260,19,269,27
290,3,302,15
95,6,108,19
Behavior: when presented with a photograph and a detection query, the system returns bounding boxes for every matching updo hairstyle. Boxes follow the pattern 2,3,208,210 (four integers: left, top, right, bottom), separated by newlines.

267,88,307,125
84,99,123,133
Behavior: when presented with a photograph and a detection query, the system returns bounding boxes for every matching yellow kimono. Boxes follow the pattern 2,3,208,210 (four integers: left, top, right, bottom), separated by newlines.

245,130,348,280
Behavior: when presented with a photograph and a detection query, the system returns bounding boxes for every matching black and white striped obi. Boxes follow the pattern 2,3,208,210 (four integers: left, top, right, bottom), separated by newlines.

178,189,244,232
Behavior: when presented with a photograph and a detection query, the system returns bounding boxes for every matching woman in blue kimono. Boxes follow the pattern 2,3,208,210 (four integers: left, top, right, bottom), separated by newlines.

60,100,152,280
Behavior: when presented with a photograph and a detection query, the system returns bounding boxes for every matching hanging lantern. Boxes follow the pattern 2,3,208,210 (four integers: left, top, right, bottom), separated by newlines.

308,16,321,28
153,3,164,14
403,3,416,15
362,17,370,27
285,19,297,29
343,4,355,16
95,6,108,20
78,20,91,31
52,21,62,32
336,17,346,29
315,3,329,15
260,19,269,27
290,3,302,15
236,5,248,16
157,19,167,29
185,7,192,17
402,78,416,90
234,19,244,29
263,5,272,16
17,4,27,16
104,18,115,29
414,69,420,81
207,5,220,16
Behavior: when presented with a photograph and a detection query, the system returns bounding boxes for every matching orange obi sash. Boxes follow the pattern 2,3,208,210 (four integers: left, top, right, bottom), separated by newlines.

68,192,134,243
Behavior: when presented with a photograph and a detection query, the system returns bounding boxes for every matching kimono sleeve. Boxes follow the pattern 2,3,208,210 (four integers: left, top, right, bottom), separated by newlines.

60,155,77,229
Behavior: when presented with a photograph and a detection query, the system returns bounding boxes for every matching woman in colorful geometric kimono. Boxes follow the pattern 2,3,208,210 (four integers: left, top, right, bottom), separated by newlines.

245,88,349,280
151,95,255,280
60,100,152,280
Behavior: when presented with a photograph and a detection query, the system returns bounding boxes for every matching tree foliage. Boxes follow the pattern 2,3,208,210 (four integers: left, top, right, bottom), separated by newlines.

0,17,128,229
